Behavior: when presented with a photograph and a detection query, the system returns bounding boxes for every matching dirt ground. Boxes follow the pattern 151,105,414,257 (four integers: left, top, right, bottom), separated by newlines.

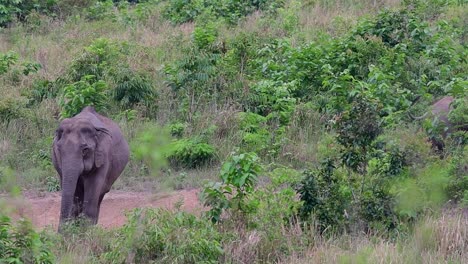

6,189,203,230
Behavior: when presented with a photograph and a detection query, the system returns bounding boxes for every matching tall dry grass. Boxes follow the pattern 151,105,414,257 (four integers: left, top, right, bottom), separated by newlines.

284,210,468,264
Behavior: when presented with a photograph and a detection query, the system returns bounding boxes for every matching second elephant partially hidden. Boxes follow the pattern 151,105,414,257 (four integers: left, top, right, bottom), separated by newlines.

409,96,466,151
52,106,129,232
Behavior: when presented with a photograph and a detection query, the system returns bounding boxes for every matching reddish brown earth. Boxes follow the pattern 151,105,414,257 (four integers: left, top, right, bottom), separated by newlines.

7,189,203,229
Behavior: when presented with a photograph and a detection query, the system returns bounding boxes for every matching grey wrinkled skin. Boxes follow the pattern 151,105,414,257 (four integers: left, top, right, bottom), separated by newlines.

52,106,129,232
409,96,456,151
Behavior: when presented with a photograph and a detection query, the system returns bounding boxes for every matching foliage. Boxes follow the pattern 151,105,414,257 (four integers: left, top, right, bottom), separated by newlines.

167,138,216,168
446,147,468,203
168,122,186,138
163,0,284,24
113,69,155,108
0,215,55,263
0,97,28,122
396,162,450,220
201,152,262,223
297,159,351,232
26,79,59,105
68,38,124,82
448,96,468,130
101,208,223,263
45,175,60,192
335,96,383,172
0,0,57,27
131,123,172,176
0,51,40,78
0,51,18,75
59,75,108,118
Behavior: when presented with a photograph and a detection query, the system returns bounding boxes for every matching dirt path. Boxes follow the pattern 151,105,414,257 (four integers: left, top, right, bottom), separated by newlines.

9,189,203,229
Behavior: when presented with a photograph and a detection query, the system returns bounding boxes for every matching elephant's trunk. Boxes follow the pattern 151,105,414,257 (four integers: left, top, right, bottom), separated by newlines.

58,155,82,232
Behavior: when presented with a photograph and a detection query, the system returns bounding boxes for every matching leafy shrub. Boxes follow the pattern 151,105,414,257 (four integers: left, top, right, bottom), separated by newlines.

335,97,383,172
448,96,468,130
163,0,284,24
237,112,286,158
0,97,28,122
102,208,223,263
59,75,108,118
0,215,55,263
0,51,18,74
446,146,468,203
26,79,59,105
0,0,57,27
45,175,60,192
68,38,124,82
86,0,115,20
248,80,296,125
162,0,205,24
396,162,450,220
201,152,262,223
131,123,172,177
297,159,352,233
164,49,219,93
193,22,218,50
374,126,433,167
168,122,186,138
224,167,304,262
167,138,216,168
113,69,155,108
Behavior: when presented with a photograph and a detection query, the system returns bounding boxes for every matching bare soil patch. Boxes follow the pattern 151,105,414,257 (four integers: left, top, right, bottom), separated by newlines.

9,189,203,230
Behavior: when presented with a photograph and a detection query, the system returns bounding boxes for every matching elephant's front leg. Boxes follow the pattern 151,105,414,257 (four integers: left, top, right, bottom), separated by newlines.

72,178,84,218
82,172,106,225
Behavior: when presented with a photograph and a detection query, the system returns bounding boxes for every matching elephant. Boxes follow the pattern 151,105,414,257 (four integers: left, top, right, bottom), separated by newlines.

52,106,129,232
409,96,466,151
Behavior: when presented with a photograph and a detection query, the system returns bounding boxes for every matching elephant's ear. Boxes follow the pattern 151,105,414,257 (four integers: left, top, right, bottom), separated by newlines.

95,129,112,168
88,113,112,168
52,130,62,176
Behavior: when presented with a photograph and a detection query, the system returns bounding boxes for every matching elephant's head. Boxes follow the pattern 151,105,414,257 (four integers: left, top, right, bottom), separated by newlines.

52,110,111,228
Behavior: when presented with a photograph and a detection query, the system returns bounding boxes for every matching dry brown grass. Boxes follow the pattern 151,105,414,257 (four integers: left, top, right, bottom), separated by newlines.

283,210,468,264
298,0,401,39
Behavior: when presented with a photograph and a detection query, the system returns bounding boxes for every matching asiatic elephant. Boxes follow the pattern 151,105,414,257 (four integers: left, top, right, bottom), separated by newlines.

52,106,129,232
409,96,466,151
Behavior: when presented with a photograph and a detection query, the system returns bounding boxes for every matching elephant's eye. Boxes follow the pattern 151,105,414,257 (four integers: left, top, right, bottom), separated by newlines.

82,147,90,156
56,129,63,140
81,127,93,134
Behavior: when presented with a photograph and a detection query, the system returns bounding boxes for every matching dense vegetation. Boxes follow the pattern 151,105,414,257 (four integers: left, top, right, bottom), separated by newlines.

0,0,467,263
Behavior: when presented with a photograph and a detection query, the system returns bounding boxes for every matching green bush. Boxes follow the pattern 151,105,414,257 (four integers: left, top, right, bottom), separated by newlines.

59,75,108,118
163,0,284,24
167,138,216,168
86,0,115,20
297,160,352,233
68,38,124,82
396,162,450,220
0,215,55,263
0,0,57,27
168,122,186,138
0,51,18,75
113,69,155,108
201,152,262,223
224,167,303,262
131,123,172,177
446,146,468,203
102,208,223,263
335,96,383,172
0,97,26,122
26,79,59,105
448,96,468,130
